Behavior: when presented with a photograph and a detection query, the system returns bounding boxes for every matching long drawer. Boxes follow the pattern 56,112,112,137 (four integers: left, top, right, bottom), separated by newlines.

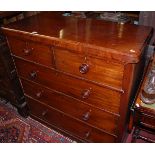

26,96,117,142
54,48,124,89
8,36,54,68
14,57,121,114
21,78,119,134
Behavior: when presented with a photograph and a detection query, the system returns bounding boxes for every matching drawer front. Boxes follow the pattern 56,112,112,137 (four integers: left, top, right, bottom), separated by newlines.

21,79,118,134
54,48,124,89
26,96,116,142
7,37,54,68
14,57,121,114
141,113,155,129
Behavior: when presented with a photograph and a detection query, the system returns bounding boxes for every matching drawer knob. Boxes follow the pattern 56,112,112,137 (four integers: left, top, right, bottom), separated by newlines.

82,111,91,121
30,71,37,79
79,63,89,74
23,48,33,56
85,131,91,138
81,89,91,99
42,110,48,116
36,91,43,99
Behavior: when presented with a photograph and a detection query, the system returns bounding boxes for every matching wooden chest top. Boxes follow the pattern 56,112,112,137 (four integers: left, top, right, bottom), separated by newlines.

2,12,153,63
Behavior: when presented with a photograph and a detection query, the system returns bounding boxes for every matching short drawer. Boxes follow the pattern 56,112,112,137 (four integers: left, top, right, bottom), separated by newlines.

54,48,124,89
26,96,116,142
7,37,54,68
14,57,121,114
21,79,119,134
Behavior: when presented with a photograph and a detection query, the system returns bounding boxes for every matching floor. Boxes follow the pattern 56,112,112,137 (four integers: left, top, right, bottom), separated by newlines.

0,98,74,143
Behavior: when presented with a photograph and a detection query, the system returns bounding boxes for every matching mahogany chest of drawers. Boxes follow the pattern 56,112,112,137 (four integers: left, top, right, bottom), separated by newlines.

0,32,28,117
2,12,153,142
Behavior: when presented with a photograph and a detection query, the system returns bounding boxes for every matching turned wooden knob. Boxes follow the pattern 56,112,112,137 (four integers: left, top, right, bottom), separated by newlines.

82,111,90,121
36,91,43,98
42,110,48,116
30,71,37,79
85,131,91,138
79,63,89,74
23,48,33,56
81,89,91,99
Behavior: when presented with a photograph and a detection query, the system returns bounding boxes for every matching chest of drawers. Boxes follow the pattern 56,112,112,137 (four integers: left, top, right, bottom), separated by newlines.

2,12,153,142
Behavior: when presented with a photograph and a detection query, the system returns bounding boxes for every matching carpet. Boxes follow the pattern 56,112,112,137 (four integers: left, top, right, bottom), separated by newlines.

0,98,74,143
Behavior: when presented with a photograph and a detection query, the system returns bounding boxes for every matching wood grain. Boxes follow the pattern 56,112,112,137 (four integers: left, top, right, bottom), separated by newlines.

2,12,153,142
26,96,117,142
54,47,124,89
21,78,119,134
14,57,121,114
2,12,153,63
8,36,54,68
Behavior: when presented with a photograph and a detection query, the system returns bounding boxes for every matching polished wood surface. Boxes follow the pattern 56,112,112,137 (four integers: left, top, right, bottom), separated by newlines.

21,78,119,135
2,12,152,63
2,12,153,142
8,36,55,68
8,35,124,89
14,57,121,114
26,96,116,142
54,47,124,89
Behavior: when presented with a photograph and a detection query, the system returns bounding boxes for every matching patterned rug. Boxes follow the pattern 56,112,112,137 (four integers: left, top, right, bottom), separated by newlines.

0,98,74,143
